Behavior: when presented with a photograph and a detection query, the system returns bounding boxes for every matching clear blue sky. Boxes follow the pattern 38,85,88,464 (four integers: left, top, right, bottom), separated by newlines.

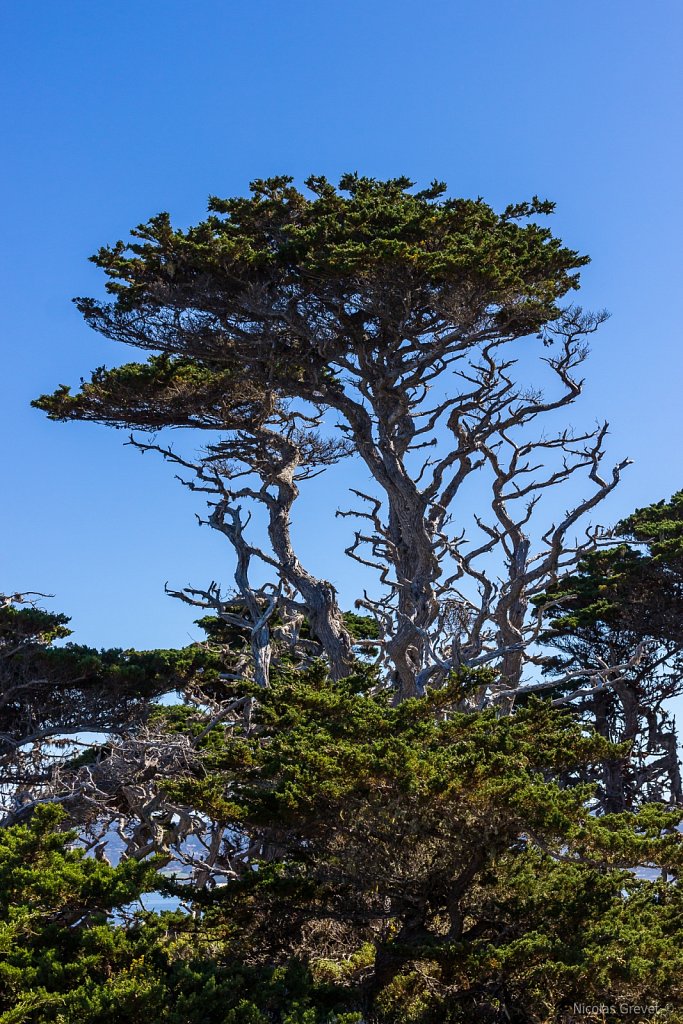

1,0,681,651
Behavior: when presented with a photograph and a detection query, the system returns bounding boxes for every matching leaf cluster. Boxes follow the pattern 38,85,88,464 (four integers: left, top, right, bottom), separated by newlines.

538,490,683,644
33,175,591,428
2,669,683,1021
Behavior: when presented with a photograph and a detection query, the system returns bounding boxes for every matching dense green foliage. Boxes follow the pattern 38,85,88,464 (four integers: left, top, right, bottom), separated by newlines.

2,671,682,1023
0,805,163,1022
36,355,260,431
34,175,588,426
536,492,683,808
540,491,683,642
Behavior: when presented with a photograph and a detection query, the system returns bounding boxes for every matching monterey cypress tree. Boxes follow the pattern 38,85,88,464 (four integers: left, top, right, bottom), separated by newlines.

537,491,683,810
35,175,629,703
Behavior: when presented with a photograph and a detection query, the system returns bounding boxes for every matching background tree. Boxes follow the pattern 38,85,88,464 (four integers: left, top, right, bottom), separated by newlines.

0,591,228,871
36,174,630,703
536,491,683,810
0,592,202,818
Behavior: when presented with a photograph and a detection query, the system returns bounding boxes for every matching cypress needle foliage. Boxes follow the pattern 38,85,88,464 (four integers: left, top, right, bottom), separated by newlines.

0,594,231,833
536,491,683,809
0,805,165,1021
34,174,589,445
1,673,682,1022
33,174,611,701
3,572,678,1021
540,490,683,642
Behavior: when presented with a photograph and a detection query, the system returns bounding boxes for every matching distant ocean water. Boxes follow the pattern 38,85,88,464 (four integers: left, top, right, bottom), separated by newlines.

78,829,206,917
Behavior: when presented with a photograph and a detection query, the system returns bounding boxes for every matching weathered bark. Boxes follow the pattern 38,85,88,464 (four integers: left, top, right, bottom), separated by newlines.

594,691,627,813
322,318,628,700
260,431,356,681
130,412,357,683
209,501,274,688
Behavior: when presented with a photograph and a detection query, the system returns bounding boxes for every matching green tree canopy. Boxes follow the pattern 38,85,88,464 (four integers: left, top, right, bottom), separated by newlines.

1,673,682,1023
35,175,624,701
535,491,683,809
